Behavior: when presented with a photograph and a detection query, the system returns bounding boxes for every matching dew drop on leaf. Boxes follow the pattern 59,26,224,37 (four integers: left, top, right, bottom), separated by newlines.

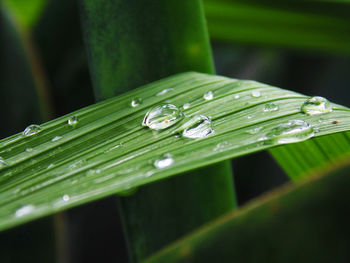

182,103,191,110
68,116,78,126
263,103,279,112
25,147,33,152
234,94,240,99
51,136,63,142
157,88,174,96
246,126,263,135
203,91,214,100
131,98,142,107
181,115,214,139
22,124,42,136
301,96,332,115
142,104,183,130
260,119,315,144
15,204,35,218
0,157,8,168
154,153,174,169
251,90,261,98
62,194,70,202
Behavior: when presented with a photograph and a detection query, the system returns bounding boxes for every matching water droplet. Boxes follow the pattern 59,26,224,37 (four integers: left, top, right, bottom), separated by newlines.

157,88,174,96
142,104,183,130
181,115,214,139
62,194,70,202
261,119,315,144
22,124,42,136
251,90,261,98
234,94,240,99
25,147,33,152
214,141,230,151
301,96,332,115
68,116,78,126
247,115,253,119
183,103,190,110
246,127,263,135
0,157,8,168
51,136,62,142
131,98,142,107
264,103,279,112
154,153,174,169
47,164,54,169
203,91,214,100
15,204,35,218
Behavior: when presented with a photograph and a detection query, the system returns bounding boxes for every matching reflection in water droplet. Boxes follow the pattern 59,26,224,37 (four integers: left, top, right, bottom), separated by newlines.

142,104,183,130
23,124,42,136
181,115,214,139
15,204,35,218
183,103,190,110
251,90,261,98
68,116,78,126
234,94,240,99
264,103,279,112
246,127,263,135
131,98,142,107
0,157,8,168
301,96,332,115
154,153,174,169
260,119,315,144
51,136,62,142
157,88,174,96
62,194,70,202
203,91,214,100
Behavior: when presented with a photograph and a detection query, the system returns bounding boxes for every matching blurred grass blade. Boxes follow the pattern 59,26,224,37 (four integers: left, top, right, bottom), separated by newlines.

143,156,350,263
204,0,350,54
0,72,350,231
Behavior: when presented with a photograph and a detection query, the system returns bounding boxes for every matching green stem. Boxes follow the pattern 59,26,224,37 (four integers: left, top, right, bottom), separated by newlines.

79,0,236,261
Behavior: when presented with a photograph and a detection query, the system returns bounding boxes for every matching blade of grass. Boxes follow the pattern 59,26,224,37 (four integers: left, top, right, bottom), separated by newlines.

0,72,350,233
79,0,236,261
204,0,350,54
143,155,350,263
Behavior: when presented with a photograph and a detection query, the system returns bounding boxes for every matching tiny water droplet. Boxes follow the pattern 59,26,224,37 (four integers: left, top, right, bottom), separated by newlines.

154,153,174,169
62,194,70,202
51,136,62,142
142,104,183,130
203,91,214,100
25,147,33,152
47,163,54,169
131,98,142,107
15,204,35,218
157,88,174,96
301,96,332,115
261,119,315,144
247,115,253,119
0,157,8,168
23,124,42,136
183,103,190,110
264,103,279,112
251,90,261,98
234,94,240,99
246,127,263,135
214,141,230,151
68,116,78,126
181,115,214,139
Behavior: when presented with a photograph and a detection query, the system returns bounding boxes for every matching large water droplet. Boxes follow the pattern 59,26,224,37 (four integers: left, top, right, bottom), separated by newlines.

264,103,279,112
142,104,183,130
131,98,142,107
68,116,78,126
261,119,315,144
15,204,35,218
203,91,214,100
301,96,332,115
23,124,42,136
251,90,261,98
0,157,8,168
154,153,174,169
181,115,214,139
